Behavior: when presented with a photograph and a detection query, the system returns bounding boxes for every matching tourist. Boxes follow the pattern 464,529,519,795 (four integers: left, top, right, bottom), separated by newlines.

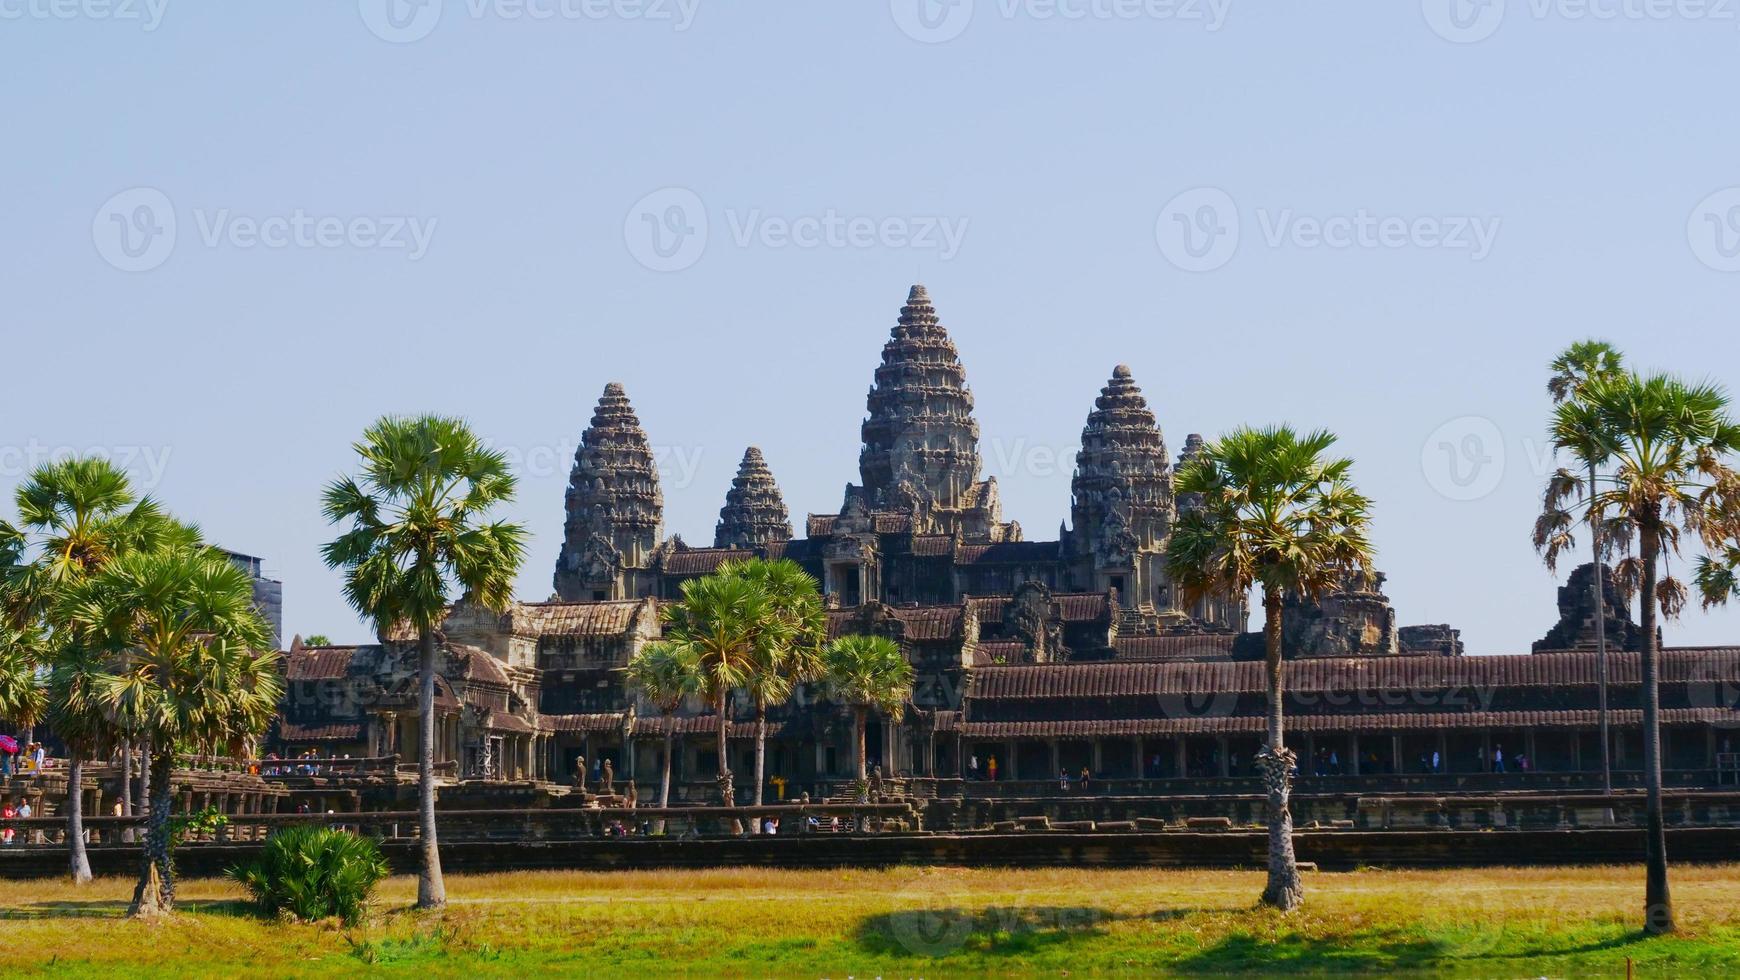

1431,750,1442,773
967,754,978,780
1078,766,1091,791
1058,769,1070,792
987,755,998,781
17,799,32,844
1329,750,1340,775
1,802,12,845
1493,744,1507,773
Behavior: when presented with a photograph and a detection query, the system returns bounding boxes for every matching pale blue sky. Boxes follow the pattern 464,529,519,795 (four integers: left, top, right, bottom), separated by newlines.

4,2,1739,651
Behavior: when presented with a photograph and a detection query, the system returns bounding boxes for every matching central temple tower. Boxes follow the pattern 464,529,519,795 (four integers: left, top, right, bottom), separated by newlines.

857,284,983,511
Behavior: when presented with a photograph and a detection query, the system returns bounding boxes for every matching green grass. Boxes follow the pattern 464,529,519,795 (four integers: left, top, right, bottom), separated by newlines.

2,864,1737,976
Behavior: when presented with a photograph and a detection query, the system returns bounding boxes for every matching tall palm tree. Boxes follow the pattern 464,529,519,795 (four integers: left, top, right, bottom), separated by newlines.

1537,340,1628,795
658,573,785,811
821,635,914,785
0,458,185,884
1166,426,1374,912
717,559,826,806
0,623,45,750
322,415,527,911
62,545,281,918
622,640,701,811
1549,371,1740,935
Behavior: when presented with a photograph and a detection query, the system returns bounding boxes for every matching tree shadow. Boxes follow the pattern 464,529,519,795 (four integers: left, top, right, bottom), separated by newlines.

0,898,256,921
857,905,1112,959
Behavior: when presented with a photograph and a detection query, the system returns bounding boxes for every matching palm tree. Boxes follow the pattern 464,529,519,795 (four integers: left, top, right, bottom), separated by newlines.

1167,426,1374,912
622,641,701,812
1537,340,1628,796
717,559,826,807
62,545,281,918
0,623,45,751
821,635,914,785
322,415,527,911
0,458,185,884
1549,371,1740,935
658,573,784,811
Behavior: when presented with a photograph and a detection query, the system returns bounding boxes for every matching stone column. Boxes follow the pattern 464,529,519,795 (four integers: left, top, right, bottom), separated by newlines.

1348,734,1361,777
1091,740,1103,776
1174,739,1187,779
1392,735,1403,774
1216,737,1230,778
1049,741,1061,779
1525,730,1538,773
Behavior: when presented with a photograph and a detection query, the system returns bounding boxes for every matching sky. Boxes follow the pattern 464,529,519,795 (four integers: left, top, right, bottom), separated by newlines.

3,1,1739,652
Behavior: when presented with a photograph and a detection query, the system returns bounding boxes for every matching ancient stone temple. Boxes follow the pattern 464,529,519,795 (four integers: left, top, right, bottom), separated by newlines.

273,284,1740,808
714,447,792,550
554,382,665,602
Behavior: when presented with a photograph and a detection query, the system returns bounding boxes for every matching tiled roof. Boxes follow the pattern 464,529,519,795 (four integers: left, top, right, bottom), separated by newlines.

955,541,1060,565
631,715,807,738
277,721,364,742
515,600,644,637
539,712,628,734
961,708,1735,739
1112,634,1240,661
482,710,536,734
909,535,953,557
662,548,753,576
285,647,360,681
893,605,963,641
970,648,1740,700
973,641,1027,665
806,515,837,536
452,645,511,686
967,596,1008,620
1056,593,1113,622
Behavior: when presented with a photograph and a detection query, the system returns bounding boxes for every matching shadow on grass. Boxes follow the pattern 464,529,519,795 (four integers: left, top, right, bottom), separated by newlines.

0,898,256,921
1171,925,1660,973
857,905,1112,959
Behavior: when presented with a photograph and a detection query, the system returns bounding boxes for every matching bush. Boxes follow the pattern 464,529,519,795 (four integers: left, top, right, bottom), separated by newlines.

229,826,391,926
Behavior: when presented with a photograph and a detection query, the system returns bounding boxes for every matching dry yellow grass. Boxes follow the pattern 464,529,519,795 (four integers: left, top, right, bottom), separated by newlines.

2,863,1737,976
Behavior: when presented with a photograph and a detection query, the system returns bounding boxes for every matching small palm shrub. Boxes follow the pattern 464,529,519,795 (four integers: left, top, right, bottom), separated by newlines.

229,826,391,925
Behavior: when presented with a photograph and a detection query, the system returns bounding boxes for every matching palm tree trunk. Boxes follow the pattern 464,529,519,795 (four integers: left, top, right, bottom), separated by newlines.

753,699,768,809
416,627,446,910
715,691,734,807
1259,591,1303,911
1590,460,1612,797
1638,521,1674,934
138,742,150,817
659,726,673,808
121,739,135,844
855,706,868,785
66,753,91,884
128,752,174,918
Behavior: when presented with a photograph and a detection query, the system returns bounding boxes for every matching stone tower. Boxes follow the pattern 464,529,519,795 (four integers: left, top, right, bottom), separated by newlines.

554,382,664,601
1170,432,1248,633
1069,365,1175,610
858,285,982,512
714,446,793,550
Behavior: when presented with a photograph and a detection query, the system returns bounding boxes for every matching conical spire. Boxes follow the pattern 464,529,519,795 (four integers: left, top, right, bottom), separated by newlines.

1174,433,1208,513
1071,365,1174,560
858,284,982,509
554,382,664,601
714,447,792,549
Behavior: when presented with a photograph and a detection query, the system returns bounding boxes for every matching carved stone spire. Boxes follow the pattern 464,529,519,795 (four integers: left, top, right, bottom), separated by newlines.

1070,365,1175,573
1174,433,1208,513
714,446,792,550
858,284,982,510
554,382,664,601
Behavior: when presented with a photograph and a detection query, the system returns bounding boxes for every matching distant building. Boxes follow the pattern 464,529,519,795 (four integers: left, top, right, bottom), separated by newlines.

221,549,283,650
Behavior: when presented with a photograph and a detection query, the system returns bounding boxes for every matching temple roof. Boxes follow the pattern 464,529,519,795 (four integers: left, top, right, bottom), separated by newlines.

516,599,650,637
662,547,754,577
554,382,664,598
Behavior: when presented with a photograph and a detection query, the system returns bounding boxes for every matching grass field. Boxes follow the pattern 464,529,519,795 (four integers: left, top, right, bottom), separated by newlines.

1,864,1738,976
